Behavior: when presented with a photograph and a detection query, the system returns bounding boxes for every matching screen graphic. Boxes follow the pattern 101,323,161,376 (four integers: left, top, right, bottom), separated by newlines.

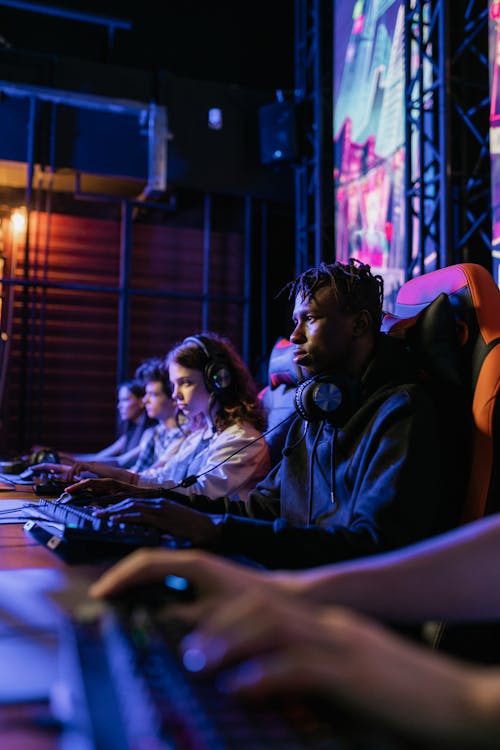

334,0,406,309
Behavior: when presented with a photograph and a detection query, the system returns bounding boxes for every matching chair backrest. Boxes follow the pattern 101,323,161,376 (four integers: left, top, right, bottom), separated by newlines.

259,337,303,466
386,263,500,663
383,262,500,524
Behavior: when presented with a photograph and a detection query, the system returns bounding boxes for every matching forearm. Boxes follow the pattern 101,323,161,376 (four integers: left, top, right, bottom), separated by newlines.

93,435,126,460
294,515,500,621
217,517,382,570
84,462,136,483
115,445,141,468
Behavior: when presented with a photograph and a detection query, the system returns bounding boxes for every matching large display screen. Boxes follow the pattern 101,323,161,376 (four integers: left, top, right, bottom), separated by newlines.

333,0,406,309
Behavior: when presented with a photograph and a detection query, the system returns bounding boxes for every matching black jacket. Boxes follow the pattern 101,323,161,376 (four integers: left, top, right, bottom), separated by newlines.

166,334,465,569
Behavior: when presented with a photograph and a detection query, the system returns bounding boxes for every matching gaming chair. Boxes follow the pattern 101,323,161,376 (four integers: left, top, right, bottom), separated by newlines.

383,262,500,663
259,337,303,467
383,262,500,523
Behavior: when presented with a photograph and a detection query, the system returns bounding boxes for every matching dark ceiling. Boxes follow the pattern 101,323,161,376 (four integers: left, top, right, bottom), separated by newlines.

1,0,296,92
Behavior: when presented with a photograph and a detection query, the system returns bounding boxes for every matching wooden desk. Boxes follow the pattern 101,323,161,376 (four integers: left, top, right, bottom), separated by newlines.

0,489,109,573
0,489,107,749
0,490,68,570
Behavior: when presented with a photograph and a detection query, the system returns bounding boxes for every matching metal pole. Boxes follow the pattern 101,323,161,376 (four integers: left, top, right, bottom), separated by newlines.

242,195,252,364
18,95,37,449
438,0,450,268
202,193,212,331
118,200,132,383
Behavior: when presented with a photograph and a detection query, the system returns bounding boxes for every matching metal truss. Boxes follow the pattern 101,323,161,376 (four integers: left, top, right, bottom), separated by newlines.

448,0,492,270
294,0,333,273
405,0,492,278
404,0,451,278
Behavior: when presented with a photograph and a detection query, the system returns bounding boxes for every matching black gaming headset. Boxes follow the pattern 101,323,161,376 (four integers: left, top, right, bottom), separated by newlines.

182,334,233,393
293,372,360,426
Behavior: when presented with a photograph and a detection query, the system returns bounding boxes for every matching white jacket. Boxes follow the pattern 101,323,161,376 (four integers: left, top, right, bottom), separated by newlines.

136,421,270,502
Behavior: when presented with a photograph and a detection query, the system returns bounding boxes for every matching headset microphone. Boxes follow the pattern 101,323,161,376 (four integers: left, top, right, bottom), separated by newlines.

281,422,308,456
179,474,199,488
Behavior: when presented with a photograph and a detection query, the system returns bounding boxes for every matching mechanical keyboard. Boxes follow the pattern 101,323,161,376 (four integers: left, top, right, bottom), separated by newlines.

23,499,184,563
56,593,408,750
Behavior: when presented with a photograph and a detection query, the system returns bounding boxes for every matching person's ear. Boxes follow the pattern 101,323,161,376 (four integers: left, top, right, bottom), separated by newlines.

352,309,372,337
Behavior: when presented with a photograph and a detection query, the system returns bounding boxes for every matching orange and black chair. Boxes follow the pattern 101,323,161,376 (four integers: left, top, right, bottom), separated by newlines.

383,262,500,662
383,262,500,523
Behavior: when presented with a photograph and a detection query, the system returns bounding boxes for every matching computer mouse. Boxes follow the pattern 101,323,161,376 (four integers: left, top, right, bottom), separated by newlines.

20,467,44,481
33,478,68,497
56,489,99,506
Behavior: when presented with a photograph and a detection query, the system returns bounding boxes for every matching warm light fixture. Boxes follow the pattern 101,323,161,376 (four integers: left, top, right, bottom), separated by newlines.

10,208,26,234
10,207,27,235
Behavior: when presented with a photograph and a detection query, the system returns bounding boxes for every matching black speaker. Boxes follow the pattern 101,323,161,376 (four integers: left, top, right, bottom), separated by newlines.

258,101,298,165
182,335,232,393
294,373,360,426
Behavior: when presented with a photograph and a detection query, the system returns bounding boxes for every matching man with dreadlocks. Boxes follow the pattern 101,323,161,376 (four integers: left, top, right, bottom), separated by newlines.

69,259,459,569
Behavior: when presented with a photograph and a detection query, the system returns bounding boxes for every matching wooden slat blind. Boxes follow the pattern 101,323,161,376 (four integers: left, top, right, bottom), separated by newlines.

2,206,246,454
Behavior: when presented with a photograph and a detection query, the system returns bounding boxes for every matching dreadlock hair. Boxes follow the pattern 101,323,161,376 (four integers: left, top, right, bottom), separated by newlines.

281,258,384,333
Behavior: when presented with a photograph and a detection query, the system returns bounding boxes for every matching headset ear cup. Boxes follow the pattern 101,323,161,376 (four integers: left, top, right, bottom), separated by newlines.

205,361,232,392
294,374,358,425
182,334,233,393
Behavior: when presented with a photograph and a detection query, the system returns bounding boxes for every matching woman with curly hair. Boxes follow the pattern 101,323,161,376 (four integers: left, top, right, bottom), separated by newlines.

50,332,270,503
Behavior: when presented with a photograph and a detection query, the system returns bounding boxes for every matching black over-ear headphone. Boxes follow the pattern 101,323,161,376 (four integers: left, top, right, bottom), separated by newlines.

182,335,233,393
294,373,360,426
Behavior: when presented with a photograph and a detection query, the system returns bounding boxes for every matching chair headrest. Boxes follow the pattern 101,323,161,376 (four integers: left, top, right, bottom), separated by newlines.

268,337,303,389
393,263,500,345
382,292,463,387
383,263,500,389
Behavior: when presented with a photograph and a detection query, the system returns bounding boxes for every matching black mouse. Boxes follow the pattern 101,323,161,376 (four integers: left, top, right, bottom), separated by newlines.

33,478,68,497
